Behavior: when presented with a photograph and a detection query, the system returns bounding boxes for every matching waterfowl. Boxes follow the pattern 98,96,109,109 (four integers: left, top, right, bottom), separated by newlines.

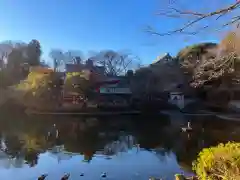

101,172,107,178
181,121,193,132
61,173,70,180
38,174,48,180
149,177,161,180
47,124,59,139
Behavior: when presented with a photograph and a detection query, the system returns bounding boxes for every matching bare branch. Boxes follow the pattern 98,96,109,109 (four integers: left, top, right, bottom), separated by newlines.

156,7,206,17
222,16,240,27
92,50,139,76
151,1,240,36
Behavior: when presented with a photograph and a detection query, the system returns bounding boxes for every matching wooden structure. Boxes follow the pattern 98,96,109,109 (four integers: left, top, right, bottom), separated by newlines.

62,61,133,109
168,92,185,109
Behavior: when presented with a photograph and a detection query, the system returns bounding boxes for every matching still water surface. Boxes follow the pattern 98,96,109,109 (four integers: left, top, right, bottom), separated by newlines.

0,113,239,180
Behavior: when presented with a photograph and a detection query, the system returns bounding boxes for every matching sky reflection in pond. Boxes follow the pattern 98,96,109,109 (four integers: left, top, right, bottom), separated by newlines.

0,114,239,180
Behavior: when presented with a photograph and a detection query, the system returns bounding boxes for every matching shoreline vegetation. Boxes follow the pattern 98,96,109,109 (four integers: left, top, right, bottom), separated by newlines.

1,30,240,179
1,31,240,113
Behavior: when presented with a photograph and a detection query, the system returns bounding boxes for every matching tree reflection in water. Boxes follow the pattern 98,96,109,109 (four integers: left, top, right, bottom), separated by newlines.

24,150,39,167
0,114,239,172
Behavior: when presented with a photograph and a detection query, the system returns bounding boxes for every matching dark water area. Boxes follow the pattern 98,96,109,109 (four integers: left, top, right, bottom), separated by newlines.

0,111,240,180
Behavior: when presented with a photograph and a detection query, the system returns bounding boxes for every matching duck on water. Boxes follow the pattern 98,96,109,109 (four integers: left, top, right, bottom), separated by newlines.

47,124,59,139
181,121,193,132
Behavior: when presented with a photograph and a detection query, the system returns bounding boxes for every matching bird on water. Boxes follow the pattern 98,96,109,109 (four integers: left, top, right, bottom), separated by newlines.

61,173,70,180
38,174,48,180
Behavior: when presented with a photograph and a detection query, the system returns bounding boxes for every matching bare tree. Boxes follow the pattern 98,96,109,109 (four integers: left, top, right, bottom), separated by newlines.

90,50,140,76
64,50,84,64
0,41,27,66
147,1,240,36
49,49,84,71
49,49,65,72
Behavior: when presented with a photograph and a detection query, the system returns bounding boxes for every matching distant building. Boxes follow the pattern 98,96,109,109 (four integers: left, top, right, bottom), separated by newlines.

64,60,132,95
98,76,132,95
63,60,133,107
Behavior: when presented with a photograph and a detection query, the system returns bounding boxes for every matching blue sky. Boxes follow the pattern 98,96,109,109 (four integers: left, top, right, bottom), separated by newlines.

0,0,237,65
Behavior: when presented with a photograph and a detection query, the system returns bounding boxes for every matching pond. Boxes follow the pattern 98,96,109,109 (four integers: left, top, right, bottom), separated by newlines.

0,113,239,180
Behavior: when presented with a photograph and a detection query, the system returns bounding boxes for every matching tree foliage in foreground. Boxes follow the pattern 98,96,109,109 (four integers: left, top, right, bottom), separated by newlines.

193,142,240,180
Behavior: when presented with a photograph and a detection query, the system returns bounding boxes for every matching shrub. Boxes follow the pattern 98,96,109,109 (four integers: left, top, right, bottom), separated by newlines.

192,142,240,180
14,71,61,110
16,71,50,91
64,71,93,96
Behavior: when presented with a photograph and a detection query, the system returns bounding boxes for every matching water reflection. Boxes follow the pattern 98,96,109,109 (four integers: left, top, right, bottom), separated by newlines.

0,114,239,179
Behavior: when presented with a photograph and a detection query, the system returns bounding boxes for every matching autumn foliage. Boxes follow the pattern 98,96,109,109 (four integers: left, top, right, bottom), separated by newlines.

193,142,240,180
